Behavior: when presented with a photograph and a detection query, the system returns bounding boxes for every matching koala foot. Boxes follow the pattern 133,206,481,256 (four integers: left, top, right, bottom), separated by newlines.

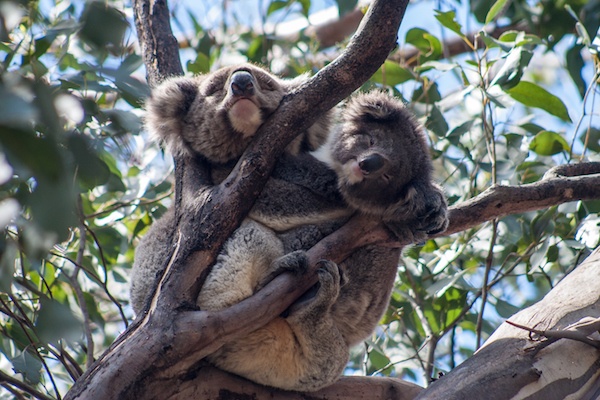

286,260,344,322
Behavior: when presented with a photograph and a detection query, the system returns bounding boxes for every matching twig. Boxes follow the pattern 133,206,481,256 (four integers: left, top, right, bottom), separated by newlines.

0,370,54,400
505,318,600,349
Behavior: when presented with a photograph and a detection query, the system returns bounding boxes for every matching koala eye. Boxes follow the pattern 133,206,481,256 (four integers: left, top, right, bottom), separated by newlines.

205,78,226,95
381,173,391,183
369,136,375,146
260,79,277,91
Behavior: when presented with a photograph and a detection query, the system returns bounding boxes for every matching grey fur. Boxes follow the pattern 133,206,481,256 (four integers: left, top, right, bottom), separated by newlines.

132,71,447,391
195,92,448,391
144,63,330,163
130,64,332,314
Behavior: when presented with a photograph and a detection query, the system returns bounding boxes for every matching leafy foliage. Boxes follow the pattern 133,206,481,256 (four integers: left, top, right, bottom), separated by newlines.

1,0,599,397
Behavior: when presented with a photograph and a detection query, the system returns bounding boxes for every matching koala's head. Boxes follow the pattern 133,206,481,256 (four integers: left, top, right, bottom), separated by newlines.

146,64,329,164
329,91,432,213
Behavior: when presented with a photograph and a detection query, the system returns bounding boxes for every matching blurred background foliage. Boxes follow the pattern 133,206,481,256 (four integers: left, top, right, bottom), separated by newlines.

0,0,599,397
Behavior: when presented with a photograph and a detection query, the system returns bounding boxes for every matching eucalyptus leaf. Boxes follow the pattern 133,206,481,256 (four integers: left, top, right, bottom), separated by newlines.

506,81,572,122
485,0,509,24
370,60,413,86
529,131,570,156
434,10,464,37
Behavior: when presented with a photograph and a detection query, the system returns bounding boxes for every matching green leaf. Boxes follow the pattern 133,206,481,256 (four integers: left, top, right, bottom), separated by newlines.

11,350,43,384
35,298,82,345
79,2,129,51
434,10,464,37
336,0,358,16
413,82,441,104
426,105,449,137
415,61,458,73
495,298,520,318
405,28,443,62
485,0,509,24
67,134,111,190
529,130,570,156
267,1,288,16
566,44,586,98
580,127,600,153
187,52,211,75
370,60,413,86
367,348,392,374
490,47,533,90
506,81,572,122
298,0,311,17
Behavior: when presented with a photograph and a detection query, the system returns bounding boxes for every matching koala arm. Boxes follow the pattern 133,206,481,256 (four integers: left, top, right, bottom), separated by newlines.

249,153,351,232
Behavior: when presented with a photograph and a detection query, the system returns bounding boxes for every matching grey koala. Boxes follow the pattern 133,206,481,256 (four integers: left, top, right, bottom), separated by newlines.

196,91,448,391
130,63,333,314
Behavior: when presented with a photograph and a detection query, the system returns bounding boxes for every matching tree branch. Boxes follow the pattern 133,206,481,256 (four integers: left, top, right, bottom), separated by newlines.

442,162,600,237
173,163,600,368
505,318,600,349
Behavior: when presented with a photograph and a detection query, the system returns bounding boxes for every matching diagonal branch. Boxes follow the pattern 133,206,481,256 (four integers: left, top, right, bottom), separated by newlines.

173,163,600,367
156,0,409,311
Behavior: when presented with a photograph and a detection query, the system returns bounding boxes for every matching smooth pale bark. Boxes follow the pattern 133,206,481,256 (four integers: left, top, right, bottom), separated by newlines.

415,247,600,400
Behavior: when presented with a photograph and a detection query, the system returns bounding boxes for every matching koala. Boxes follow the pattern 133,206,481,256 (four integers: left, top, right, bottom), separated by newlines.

145,63,329,163
196,91,448,391
130,63,333,314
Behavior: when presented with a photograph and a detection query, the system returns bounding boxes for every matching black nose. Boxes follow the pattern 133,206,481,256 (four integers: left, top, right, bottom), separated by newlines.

231,71,255,96
358,154,385,174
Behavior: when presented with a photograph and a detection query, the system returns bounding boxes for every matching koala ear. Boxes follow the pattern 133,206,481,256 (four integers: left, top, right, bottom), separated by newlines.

145,76,201,156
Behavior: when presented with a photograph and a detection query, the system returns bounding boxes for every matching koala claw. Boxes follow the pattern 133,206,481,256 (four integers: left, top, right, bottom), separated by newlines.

256,250,309,291
418,208,449,235
316,259,347,288
286,260,342,321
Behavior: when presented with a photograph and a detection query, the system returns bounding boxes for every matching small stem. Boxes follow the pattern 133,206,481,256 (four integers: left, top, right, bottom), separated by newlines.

476,218,498,349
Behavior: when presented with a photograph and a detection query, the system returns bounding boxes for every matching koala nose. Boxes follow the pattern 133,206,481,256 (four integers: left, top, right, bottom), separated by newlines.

231,71,255,97
358,154,385,174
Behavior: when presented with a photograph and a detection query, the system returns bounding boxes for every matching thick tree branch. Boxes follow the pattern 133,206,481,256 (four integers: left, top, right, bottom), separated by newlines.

133,0,183,86
173,163,600,368
443,163,600,237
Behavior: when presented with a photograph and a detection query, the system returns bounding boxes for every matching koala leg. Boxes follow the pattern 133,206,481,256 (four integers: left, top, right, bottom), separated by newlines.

209,259,349,392
280,260,349,391
197,219,283,311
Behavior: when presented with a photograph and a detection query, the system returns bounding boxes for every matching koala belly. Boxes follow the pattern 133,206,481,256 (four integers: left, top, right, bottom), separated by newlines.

207,318,319,391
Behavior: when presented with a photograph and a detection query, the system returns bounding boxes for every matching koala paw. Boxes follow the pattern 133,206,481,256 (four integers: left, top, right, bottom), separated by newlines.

415,188,448,235
286,260,343,322
256,250,309,291
387,182,448,243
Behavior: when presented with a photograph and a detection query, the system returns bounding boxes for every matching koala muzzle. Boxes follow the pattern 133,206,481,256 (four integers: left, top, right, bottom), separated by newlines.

231,71,255,97
358,154,385,174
